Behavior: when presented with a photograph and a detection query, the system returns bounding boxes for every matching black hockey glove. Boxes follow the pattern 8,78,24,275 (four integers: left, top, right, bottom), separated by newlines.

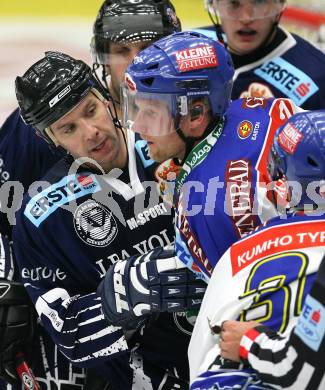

98,246,206,329
0,280,37,384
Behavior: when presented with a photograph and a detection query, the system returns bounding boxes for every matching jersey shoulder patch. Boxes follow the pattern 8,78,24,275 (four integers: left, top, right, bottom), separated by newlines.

254,57,319,105
135,138,155,168
24,173,101,227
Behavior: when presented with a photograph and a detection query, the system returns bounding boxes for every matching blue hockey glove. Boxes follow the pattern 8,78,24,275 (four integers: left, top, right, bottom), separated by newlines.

97,246,206,328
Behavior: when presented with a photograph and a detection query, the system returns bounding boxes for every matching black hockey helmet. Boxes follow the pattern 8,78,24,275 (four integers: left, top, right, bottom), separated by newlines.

15,51,111,145
91,0,181,66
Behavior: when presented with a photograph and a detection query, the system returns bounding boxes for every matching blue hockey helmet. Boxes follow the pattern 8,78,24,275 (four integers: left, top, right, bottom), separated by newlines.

122,31,234,136
269,110,325,211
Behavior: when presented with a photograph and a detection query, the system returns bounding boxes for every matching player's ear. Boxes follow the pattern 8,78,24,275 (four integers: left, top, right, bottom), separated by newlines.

188,101,209,137
189,103,204,122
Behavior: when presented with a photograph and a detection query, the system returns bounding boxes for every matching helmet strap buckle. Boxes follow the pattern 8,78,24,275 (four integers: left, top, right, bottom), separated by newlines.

178,96,188,116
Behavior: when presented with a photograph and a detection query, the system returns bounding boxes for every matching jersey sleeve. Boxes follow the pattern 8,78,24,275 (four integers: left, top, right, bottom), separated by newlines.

0,108,61,187
12,220,129,368
0,108,61,238
239,326,294,388
256,98,304,184
240,255,325,389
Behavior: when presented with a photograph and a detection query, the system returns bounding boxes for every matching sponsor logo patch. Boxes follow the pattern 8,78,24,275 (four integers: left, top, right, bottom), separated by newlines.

230,220,325,276
225,159,259,239
295,294,325,351
278,122,303,154
126,202,168,230
135,139,154,168
49,85,71,108
175,45,218,72
241,96,268,109
77,175,94,187
255,57,319,105
24,174,101,227
21,372,34,389
74,200,118,247
237,120,253,139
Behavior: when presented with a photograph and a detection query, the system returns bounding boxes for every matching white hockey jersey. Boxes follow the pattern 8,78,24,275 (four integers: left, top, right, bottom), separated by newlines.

189,214,325,386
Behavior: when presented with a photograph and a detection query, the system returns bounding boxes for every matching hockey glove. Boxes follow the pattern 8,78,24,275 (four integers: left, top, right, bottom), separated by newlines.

0,280,37,384
98,246,206,328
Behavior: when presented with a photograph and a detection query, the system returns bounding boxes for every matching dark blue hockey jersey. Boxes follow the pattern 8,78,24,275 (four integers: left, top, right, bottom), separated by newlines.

194,26,325,110
175,97,301,281
12,130,192,389
0,109,74,390
0,108,61,238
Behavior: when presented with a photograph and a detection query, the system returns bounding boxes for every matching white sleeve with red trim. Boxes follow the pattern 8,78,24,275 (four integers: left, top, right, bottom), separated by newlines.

239,253,325,390
240,326,298,390
240,325,325,390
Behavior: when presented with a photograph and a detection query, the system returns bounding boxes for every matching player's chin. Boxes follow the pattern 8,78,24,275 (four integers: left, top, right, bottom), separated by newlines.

234,34,261,53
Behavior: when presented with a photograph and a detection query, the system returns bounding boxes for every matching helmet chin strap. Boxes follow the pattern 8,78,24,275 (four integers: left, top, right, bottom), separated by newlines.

43,128,67,156
91,86,123,133
44,127,59,147
207,7,227,49
254,6,285,51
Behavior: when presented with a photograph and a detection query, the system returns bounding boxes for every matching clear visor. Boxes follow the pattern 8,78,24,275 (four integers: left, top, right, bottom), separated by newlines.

121,84,176,137
214,0,285,20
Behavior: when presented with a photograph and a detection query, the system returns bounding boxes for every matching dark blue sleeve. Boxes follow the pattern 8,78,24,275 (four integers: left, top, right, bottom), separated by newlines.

12,207,129,368
0,108,61,237
0,108,61,189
